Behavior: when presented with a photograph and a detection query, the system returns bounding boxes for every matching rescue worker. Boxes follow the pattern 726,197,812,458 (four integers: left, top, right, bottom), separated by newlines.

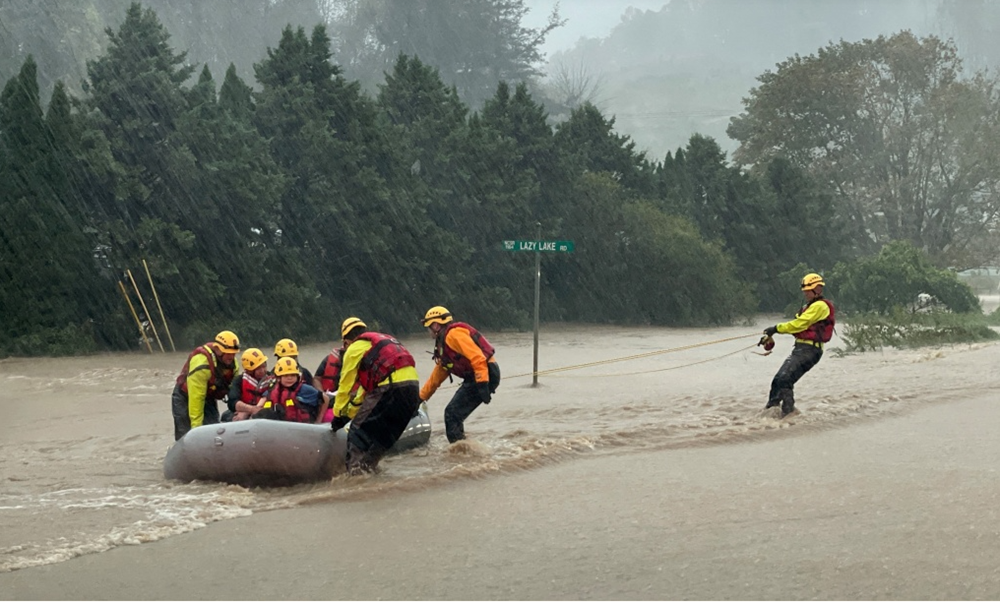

314,342,361,429
419,306,500,443
333,317,421,474
223,348,270,422
761,273,835,417
171,330,240,440
258,357,328,424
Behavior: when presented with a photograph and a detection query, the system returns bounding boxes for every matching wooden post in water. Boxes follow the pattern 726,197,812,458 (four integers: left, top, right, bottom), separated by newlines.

118,280,153,353
127,269,164,353
143,259,175,352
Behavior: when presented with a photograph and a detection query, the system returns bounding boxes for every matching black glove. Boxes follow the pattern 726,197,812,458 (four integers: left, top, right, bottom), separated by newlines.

477,382,492,404
331,415,351,431
763,325,778,337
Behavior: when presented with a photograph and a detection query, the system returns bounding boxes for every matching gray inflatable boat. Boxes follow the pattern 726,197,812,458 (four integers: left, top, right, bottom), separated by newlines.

163,404,432,486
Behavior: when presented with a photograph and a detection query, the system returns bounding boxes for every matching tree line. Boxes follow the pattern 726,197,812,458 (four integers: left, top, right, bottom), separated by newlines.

0,4,988,356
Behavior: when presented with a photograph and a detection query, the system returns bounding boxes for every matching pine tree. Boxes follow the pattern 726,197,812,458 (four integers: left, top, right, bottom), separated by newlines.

0,58,111,353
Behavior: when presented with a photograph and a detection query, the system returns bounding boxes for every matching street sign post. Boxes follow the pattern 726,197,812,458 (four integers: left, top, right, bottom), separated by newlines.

502,229,575,386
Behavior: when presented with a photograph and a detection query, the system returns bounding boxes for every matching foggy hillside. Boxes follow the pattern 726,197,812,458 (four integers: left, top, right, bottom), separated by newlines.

541,0,1000,159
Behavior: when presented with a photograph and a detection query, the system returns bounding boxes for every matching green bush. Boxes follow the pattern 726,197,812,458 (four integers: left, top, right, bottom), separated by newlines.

0,323,101,357
831,241,980,315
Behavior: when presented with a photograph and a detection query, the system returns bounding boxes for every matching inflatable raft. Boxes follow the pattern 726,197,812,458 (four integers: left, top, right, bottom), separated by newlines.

163,404,432,486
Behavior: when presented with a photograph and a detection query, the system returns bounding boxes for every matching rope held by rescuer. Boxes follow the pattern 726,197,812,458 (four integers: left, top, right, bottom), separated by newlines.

503,332,764,381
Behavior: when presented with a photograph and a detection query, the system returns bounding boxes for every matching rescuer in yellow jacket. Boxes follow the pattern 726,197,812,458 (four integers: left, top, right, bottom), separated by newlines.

171,330,241,440
333,317,421,474
760,273,835,417
419,306,500,443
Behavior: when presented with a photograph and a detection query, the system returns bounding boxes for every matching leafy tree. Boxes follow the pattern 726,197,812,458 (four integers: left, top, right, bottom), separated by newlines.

330,0,563,107
830,240,980,315
647,135,853,312
554,172,753,325
729,31,1000,268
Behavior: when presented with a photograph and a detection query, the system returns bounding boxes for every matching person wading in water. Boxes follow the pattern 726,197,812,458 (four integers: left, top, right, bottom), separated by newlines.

761,273,835,417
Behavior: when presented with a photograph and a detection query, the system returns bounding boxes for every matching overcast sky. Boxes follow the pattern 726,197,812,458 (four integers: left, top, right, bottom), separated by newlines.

523,0,670,58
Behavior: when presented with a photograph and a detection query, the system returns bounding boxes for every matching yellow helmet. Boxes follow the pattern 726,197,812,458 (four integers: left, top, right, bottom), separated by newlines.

214,330,240,354
341,317,367,339
274,338,299,358
241,348,266,372
274,356,300,377
801,273,825,291
422,305,453,327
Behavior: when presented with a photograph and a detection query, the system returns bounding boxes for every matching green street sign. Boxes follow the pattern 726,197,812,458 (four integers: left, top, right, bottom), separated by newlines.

502,240,575,253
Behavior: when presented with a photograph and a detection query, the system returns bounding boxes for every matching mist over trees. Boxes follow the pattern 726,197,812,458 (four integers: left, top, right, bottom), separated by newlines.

546,0,1000,158
0,1,995,356
327,0,564,107
729,31,1000,270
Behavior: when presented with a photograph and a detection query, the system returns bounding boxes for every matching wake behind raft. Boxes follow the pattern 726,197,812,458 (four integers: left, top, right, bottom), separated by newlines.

163,404,432,486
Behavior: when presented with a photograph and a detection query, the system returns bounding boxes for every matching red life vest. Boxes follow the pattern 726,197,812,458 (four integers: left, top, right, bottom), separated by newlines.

433,322,495,380
264,379,312,423
175,344,235,400
317,349,345,392
239,374,264,404
795,298,836,343
355,332,416,392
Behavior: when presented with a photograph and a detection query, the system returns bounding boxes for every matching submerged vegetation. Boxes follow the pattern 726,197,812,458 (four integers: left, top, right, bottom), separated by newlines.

839,311,999,353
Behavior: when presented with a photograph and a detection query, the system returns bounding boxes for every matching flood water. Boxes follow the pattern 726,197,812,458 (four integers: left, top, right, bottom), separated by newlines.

1,318,998,579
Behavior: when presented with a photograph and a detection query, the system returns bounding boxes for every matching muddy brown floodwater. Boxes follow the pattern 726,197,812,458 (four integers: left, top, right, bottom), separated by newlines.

2,318,999,599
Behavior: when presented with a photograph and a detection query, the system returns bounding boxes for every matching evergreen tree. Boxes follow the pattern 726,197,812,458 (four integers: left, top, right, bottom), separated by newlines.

253,24,455,331
0,58,111,354
219,63,254,119
554,103,654,197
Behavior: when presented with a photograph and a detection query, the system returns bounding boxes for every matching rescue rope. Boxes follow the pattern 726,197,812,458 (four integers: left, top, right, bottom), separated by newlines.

504,333,760,381
542,343,758,378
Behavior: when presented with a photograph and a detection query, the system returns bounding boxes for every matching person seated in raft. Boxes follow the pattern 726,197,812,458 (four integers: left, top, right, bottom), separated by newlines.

273,338,315,385
256,357,330,424
222,348,271,422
